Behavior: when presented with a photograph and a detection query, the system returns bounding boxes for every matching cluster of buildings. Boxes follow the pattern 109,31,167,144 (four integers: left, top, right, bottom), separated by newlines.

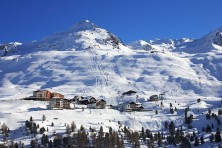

30,90,64,100
119,102,143,112
28,90,107,110
27,89,165,111
73,96,107,109
28,90,70,109
47,98,71,109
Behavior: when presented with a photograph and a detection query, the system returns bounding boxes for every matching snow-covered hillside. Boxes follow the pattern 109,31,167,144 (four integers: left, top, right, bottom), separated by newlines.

0,20,222,102
1,20,222,147
0,20,222,101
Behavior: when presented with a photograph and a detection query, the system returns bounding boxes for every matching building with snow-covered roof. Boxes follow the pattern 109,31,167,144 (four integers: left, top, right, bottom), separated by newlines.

47,98,71,109
96,99,106,109
75,96,97,105
149,95,159,101
33,90,52,99
87,99,106,109
52,92,64,99
119,102,143,112
29,90,64,101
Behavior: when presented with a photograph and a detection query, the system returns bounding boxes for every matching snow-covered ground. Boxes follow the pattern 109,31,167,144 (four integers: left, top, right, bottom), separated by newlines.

0,20,222,147
0,97,222,147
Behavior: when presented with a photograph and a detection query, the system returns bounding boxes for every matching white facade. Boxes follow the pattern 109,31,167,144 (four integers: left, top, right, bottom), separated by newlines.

47,98,63,109
87,103,97,109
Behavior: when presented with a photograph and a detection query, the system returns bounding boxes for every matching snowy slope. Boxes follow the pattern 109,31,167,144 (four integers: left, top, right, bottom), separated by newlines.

0,20,222,102
1,20,222,147
127,40,156,51
175,27,222,53
0,42,22,56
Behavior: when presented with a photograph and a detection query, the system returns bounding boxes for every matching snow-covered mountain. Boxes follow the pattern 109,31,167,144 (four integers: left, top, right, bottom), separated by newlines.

175,26,222,53
127,40,155,51
0,20,222,102
0,42,22,57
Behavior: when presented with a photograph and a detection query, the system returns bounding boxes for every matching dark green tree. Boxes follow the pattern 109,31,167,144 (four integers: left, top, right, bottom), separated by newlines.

66,124,71,135
30,139,38,148
155,110,158,115
210,133,214,143
71,121,76,132
42,115,46,121
169,121,175,136
40,127,46,134
180,136,191,148
200,136,204,144
30,116,33,122
165,121,169,129
194,137,199,146
208,108,211,114
215,128,222,143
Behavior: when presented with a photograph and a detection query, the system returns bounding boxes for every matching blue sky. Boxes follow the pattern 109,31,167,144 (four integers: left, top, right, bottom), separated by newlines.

0,0,222,43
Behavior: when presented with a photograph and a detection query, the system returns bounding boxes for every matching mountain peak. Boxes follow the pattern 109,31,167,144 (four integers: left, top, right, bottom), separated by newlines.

70,20,98,31
127,40,155,51
196,26,222,48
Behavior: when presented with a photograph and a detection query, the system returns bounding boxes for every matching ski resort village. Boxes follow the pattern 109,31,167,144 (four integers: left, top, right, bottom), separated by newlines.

22,89,168,111
0,19,222,148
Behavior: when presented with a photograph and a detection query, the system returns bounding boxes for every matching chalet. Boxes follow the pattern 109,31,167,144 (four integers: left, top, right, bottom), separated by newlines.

106,104,115,109
87,99,107,109
159,93,165,100
87,102,97,109
119,95,137,103
88,97,97,103
63,99,71,109
33,90,52,99
119,102,143,112
28,90,64,101
47,98,63,109
47,98,71,109
75,96,97,105
149,95,159,101
96,99,106,109
122,90,137,96
72,96,84,102
52,92,64,99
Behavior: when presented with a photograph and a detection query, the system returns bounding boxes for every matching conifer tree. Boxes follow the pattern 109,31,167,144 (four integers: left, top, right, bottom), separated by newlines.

208,108,211,114
53,134,63,147
41,134,49,147
30,116,33,122
169,121,175,136
80,125,85,132
71,121,76,132
40,127,46,134
42,115,46,121
206,124,212,133
30,139,38,148
170,108,174,114
215,127,222,143
180,136,191,148
210,133,214,143
1,123,9,137
200,136,204,144
157,132,162,147
165,121,169,129
109,126,113,134
66,124,71,135
194,137,199,146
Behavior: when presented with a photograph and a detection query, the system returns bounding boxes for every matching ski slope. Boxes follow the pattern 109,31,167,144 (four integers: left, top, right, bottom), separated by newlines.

0,20,221,102
0,20,222,147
